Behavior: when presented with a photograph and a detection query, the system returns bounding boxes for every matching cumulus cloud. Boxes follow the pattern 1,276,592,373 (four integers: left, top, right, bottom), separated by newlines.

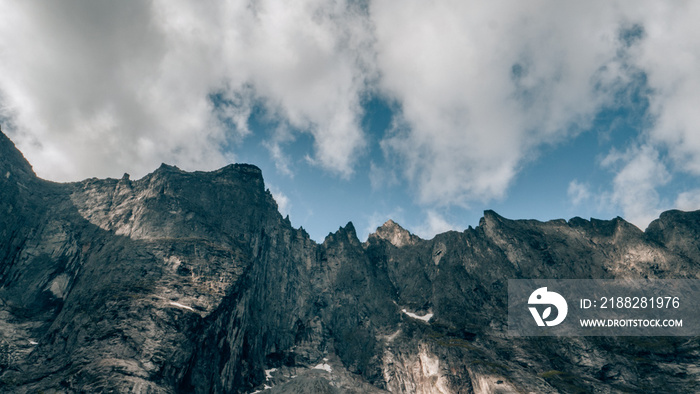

414,210,459,240
629,3,700,175
0,1,229,180
601,145,670,229
0,0,374,181
595,2,700,226
568,180,592,207
371,1,629,205
675,190,700,213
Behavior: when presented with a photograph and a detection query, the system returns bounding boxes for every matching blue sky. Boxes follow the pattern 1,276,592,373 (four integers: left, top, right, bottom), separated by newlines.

230,73,650,241
2,2,700,242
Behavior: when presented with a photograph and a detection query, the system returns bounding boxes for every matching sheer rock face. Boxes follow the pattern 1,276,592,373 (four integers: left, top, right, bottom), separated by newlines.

1,129,699,393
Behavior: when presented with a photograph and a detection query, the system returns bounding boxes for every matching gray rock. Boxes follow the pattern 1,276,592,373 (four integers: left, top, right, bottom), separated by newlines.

1,128,699,393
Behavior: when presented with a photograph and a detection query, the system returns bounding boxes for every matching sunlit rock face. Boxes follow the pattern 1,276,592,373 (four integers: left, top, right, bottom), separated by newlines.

1,129,699,393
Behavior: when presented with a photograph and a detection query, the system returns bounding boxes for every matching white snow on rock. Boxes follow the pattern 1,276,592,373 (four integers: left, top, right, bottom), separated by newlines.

169,301,195,312
250,385,272,394
313,361,332,373
402,309,433,322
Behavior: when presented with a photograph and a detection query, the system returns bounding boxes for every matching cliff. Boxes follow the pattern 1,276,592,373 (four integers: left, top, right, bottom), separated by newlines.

1,130,698,393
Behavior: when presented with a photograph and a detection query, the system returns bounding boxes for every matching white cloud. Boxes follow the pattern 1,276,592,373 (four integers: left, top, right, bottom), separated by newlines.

268,185,291,218
601,145,670,229
595,2,700,225
371,0,628,206
0,1,232,180
262,125,295,177
568,180,591,207
413,210,459,240
0,0,374,181
628,3,700,175
218,0,376,178
674,190,700,213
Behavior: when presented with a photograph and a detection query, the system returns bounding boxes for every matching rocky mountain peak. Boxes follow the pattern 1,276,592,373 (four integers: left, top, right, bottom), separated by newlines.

478,209,505,229
323,221,361,247
0,127,36,181
369,219,418,247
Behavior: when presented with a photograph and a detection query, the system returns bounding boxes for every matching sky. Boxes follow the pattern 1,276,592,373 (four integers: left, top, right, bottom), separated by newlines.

2,1,700,242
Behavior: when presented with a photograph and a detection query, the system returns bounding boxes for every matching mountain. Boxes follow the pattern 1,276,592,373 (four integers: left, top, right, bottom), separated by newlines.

1,129,699,393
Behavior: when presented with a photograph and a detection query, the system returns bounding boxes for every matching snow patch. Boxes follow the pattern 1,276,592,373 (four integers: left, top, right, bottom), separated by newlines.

313,362,332,373
251,384,272,394
402,309,433,322
264,368,277,380
29,340,38,345
169,301,195,312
